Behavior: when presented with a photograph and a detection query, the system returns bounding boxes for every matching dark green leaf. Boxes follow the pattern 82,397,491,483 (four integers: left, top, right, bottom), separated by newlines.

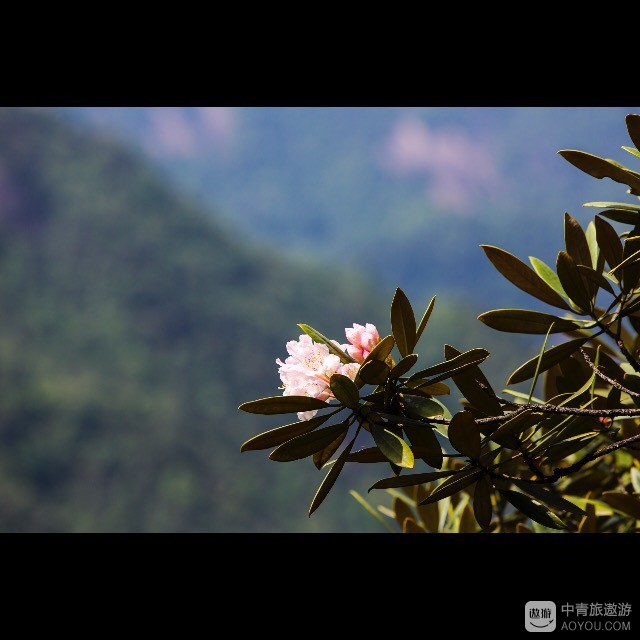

393,496,415,530
500,489,568,530
478,309,580,335
391,287,416,357
626,114,640,151
556,250,592,312
577,264,615,295
419,469,483,505
598,209,640,225
369,470,456,491
481,245,571,311
347,447,388,463
240,413,331,452
239,395,329,415
448,411,481,459
513,481,586,519
270,422,349,462
565,212,592,268
601,491,640,520
489,409,538,449
298,323,355,364
403,424,443,469
313,429,348,469
416,485,440,532
359,360,390,385
473,476,493,529
329,374,359,409
621,229,640,294
370,423,415,468
400,394,447,420
308,437,354,516
415,295,436,347
408,348,490,382
507,337,589,385
459,503,477,533
415,381,450,395
362,335,395,364
390,354,418,379
558,150,640,196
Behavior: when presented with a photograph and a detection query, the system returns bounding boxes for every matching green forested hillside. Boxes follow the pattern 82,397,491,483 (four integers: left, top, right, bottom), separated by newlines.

0,108,527,531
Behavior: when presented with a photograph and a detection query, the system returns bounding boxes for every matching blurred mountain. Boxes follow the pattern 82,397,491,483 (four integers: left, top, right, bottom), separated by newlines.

0,107,530,531
63,107,640,308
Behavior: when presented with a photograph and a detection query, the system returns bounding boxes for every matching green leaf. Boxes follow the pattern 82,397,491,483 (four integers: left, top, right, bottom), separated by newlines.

489,409,537,449
400,394,447,420
598,209,640,225
584,201,640,213
528,321,555,403
585,220,599,270
414,381,450,396
609,246,640,276
565,212,592,268
513,481,586,519
577,264,615,295
473,476,493,529
297,323,355,364
403,424,443,469
329,374,359,409
370,424,415,468
601,491,640,520
313,429,348,469
623,146,640,160
390,354,418,379
500,489,568,530
270,422,350,462
308,437,354,516
369,470,456,491
448,411,481,459
349,490,396,532
240,413,331,452
419,469,482,505
529,256,569,300
558,149,640,195
626,114,640,152
391,287,417,357
621,230,640,294
408,348,490,382
359,360,390,385
415,295,436,348
556,250,592,313
631,468,640,494
477,309,579,335
481,245,571,311
362,335,395,364
239,395,329,415
507,337,589,385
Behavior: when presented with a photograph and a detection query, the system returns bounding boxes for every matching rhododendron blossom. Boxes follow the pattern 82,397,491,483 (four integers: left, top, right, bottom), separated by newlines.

345,323,381,363
277,334,358,421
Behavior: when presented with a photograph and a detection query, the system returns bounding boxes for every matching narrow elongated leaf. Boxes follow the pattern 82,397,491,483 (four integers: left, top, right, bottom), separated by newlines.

308,438,354,516
489,409,537,448
363,335,395,364
481,245,571,310
298,323,355,364
415,485,439,532
556,250,592,312
626,114,640,151
623,146,640,160
478,309,579,334
369,470,456,492
458,503,477,533
403,424,443,469
585,201,640,213
409,348,490,382
415,381,450,396
239,395,329,415
390,354,418,379
359,360,390,385
444,345,502,417
529,256,569,299
473,476,493,529
601,491,640,520
347,447,389,463
419,469,482,505
598,209,640,225
558,150,640,195
585,220,599,270
400,395,447,420
595,215,628,275
371,423,414,468
528,322,555,403
240,413,331,452
313,429,348,469
500,489,568,530
631,468,640,494
415,295,436,347
507,337,589,385
349,490,396,532
578,502,597,533
270,422,349,462
577,264,615,295
565,212,592,268
621,229,640,293
329,374,359,409
391,287,416,357
448,411,481,459
514,481,586,518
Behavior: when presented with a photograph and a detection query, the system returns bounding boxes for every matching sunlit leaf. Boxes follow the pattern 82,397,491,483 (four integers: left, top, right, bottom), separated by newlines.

349,490,396,532
415,295,436,348
623,146,640,160
584,201,640,213
240,413,331,452
371,424,414,468
585,220,599,270
529,256,569,300
329,374,359,409
448,411,481,459
391,287,417,358
308,437,354,516
500,489,568,530
270,422,349,462
478,309,579,334
481,245,572,310
298,323,355,364
239,395,330,415
631,467,640,494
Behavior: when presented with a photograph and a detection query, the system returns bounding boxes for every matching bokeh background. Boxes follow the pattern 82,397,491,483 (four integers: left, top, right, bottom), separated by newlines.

0,106,637,531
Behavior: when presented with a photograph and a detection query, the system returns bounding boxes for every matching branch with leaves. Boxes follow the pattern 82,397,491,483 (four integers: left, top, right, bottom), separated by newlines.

239,114,640,533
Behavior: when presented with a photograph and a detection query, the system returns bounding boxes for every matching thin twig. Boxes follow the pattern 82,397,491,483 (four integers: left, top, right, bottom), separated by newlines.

580,347,640,398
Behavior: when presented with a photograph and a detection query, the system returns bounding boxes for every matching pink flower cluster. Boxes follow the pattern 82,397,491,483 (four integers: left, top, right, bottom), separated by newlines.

277,324,380,421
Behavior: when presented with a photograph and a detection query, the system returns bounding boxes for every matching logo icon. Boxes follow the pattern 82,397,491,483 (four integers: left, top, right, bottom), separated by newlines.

525,601,556,632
